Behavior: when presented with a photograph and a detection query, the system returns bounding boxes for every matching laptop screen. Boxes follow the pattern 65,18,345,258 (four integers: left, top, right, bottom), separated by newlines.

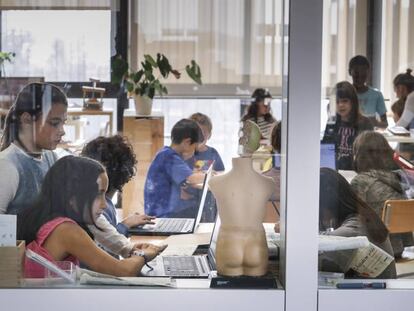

208,215,221,263
193,163,214,229
320,143,336,169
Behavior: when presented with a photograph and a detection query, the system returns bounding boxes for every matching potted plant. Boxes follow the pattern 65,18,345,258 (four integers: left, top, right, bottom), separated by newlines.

112,53,202,115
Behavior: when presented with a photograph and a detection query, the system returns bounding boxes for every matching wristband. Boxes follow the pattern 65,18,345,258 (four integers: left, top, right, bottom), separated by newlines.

133,250,154,272
133,250,148,263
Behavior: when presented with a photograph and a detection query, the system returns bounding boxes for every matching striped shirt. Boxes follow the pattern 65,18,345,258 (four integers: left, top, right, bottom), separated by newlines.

252,116,276,140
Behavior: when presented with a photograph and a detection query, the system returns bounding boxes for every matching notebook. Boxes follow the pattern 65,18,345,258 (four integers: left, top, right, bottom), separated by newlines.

141,216,221,278
320,143,336,170
129,164,214,236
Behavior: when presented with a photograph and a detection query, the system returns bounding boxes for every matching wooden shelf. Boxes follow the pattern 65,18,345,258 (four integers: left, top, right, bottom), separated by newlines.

122,113,164,216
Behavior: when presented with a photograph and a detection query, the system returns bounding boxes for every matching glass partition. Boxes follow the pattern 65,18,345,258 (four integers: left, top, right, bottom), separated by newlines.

319,0,414,289
0,0,286,295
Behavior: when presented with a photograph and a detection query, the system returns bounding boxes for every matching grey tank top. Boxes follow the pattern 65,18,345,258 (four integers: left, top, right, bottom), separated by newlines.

1,144,56,214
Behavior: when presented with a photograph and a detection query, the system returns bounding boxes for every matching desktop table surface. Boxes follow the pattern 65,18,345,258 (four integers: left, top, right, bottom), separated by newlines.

130,222,215,246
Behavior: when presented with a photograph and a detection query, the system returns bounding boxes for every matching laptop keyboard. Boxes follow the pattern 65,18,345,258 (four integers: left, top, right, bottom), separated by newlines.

156,218,193,232
162,256,205,277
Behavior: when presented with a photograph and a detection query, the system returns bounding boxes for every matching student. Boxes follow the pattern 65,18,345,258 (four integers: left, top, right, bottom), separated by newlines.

144,118,206,218
187,112,224,172
351,131,405,216
319,168,396,279
351,131,413,257
81,135,155,257
82,135,155,235
394,69,414,128
18,156,165,278
241,88,276,140
393,70,414,161
348,55,387,127
322,81,373,170
184,113,224,222
0,83,67,214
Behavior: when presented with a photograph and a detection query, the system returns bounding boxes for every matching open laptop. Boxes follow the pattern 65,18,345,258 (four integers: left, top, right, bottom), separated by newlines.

320,143,336,170
141,216,221,278
129,164,214,236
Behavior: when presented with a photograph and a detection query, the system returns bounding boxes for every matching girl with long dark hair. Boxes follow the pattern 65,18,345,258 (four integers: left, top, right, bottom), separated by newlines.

322,81,373,170
18,156,165,277
319,168,396,278
241,88,276,140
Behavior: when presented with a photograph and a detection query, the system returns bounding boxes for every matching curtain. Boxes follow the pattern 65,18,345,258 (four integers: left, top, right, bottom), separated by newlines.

131,0,283,97
381,0,414,101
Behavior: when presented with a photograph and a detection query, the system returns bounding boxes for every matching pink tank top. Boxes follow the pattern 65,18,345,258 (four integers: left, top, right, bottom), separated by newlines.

25,217,80,278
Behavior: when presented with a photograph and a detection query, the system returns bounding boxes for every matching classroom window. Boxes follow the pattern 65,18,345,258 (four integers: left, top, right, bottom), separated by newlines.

1,10,111,82
131,0,283,97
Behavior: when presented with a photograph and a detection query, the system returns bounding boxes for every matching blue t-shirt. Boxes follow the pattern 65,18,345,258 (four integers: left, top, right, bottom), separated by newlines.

185,146,225,171
357,86,387,117
144,146,193,217
102,196,129,237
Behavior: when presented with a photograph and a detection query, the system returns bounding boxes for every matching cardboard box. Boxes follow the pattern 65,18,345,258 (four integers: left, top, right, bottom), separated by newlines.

0,240,25,287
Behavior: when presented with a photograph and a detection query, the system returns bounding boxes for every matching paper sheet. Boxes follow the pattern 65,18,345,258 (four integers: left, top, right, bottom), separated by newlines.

77,268,176,287
349,243,394,278
79,274,176,287
318,235,369,252
161,244,198,256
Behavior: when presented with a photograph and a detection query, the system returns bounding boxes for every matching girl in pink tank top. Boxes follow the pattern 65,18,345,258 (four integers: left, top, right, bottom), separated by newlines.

18,156,165,278
25,217,79,278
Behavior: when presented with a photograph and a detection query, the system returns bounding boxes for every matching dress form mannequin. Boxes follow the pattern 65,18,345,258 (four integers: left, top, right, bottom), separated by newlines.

209,156,275,276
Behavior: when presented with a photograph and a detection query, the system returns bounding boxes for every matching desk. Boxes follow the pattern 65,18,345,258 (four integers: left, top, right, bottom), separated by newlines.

67,107,114,136
130,223,214,249
381,129,414,144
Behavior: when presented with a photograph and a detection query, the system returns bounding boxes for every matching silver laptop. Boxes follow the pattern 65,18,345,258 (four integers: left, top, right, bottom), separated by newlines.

141,216,221,278
129,164,214,236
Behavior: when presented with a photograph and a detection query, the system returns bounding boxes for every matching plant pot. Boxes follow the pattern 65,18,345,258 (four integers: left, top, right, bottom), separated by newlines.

133,94,153,115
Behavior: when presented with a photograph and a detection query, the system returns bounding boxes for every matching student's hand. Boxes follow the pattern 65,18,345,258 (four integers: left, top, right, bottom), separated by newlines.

140,244,168,262
132,243,151,251
121,213,156,228
180,188,194,200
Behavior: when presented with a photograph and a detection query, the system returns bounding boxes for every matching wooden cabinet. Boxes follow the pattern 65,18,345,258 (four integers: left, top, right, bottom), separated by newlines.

122,112,164,216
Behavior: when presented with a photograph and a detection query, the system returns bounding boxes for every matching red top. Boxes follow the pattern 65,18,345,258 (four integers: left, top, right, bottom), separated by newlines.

25,217,79,278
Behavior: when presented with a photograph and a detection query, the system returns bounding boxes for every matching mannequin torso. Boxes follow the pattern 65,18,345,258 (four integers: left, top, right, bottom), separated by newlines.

209,157,275,276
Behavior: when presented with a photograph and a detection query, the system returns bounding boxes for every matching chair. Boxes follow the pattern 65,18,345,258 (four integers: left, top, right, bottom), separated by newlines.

382,199,414,234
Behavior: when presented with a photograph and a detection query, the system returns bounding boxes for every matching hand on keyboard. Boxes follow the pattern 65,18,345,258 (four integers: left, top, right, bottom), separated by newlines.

122,213,156,228
140,244,168,262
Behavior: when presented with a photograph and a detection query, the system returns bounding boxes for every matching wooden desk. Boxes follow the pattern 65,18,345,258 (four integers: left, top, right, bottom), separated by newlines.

67,107,114,135
130,223,214,247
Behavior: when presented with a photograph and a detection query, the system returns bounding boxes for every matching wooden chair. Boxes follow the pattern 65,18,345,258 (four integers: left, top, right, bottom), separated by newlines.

382,199,414,234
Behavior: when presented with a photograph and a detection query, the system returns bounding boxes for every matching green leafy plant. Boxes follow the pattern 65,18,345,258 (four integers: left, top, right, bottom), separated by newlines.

0,51,15,74
112,53,202,99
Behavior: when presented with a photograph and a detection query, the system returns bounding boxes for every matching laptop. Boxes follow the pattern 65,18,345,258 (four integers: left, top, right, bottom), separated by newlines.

141,216,221,278
320,143,336,170
129,164,214,236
